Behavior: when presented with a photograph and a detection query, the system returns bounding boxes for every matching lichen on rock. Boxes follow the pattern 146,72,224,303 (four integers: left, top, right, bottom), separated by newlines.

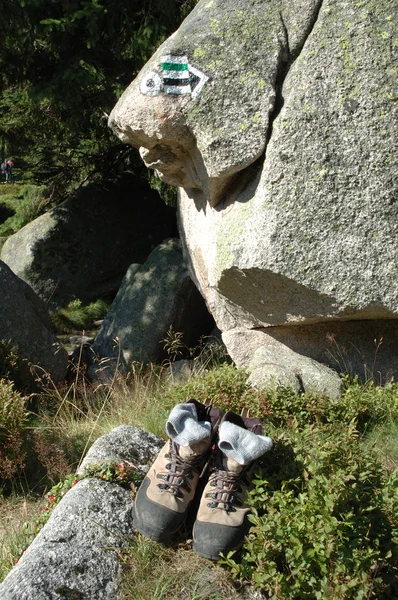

109,0,398,397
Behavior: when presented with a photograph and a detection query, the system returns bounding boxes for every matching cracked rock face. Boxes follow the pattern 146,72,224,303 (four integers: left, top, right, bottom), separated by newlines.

109,0,398,394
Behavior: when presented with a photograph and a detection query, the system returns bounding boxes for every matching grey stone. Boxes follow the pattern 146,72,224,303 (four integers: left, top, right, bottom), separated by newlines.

248,346,343,401
108,0,398,393
92,239,214,368
0,478,134,600
223,322,398,389
165,359,204,385
0,173,175,307
249,360,303,395
223,327,343,400
0,260,67,384
78,425,164,476
175,0,398,329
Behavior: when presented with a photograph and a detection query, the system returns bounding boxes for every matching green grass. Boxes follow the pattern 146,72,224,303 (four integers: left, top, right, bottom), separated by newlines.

120,536,244,599
0,496,44,581
362,420,398,471
0,184,49,237
50,298,110,333
0,359,397,598
0,184,22,198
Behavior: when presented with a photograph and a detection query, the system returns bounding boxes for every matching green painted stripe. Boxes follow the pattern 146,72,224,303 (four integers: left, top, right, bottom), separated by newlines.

161,62,188,71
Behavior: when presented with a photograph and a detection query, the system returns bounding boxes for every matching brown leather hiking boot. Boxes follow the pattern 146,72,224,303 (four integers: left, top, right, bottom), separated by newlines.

192,411,272,560
132,399,222,542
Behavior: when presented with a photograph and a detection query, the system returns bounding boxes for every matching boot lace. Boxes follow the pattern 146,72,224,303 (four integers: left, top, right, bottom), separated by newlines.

204,468,247,513
157,442,207,498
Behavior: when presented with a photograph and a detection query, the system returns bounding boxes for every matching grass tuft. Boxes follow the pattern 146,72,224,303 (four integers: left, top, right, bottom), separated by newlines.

120,536,244,600
0,496,44,581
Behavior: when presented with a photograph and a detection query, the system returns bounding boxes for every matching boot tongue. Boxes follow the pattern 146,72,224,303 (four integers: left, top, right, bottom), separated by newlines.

223,455,244,473
179,439,211,459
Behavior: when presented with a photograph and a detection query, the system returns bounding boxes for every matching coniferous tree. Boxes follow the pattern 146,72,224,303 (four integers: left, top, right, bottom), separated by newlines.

0,0,196,196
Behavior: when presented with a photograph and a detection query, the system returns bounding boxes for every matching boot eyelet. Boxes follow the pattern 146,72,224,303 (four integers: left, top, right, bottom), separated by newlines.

158,483,170,490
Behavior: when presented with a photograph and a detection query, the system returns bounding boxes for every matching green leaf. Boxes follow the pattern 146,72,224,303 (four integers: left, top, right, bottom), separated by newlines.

40,19,62,25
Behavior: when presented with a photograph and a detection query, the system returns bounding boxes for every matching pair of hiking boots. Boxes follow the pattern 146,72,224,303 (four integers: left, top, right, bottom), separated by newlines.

132,399,272,560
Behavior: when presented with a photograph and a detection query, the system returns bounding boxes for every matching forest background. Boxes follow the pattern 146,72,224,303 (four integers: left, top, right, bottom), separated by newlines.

0,0,196,200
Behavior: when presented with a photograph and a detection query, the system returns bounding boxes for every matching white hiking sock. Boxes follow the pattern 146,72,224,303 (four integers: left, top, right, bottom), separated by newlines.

166,403,212,446
218,421,273,465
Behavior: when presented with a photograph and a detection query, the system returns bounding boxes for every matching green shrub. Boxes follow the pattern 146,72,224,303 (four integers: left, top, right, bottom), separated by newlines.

31,429,73,485
154,363,263,414
50,298,110,333
240,377,398,433
363,420,398,471
0,379,29,481
82,460,144,488
223,420,398,599
148,172,177,207
332,378,398,431
150,364,398,435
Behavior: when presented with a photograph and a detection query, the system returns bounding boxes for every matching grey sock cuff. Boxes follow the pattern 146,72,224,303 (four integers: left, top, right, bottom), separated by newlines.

218,421,273,465
166,403,212,446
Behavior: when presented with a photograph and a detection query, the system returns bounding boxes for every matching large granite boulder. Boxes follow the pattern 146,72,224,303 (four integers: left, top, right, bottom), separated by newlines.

108,0,398,395
92,239,214,370
0,479,133,600
0,260,67,384
0,426,163,600
1,172,175,307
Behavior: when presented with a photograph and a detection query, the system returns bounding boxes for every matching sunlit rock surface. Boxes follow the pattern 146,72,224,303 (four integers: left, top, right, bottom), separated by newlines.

109,0,398,394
